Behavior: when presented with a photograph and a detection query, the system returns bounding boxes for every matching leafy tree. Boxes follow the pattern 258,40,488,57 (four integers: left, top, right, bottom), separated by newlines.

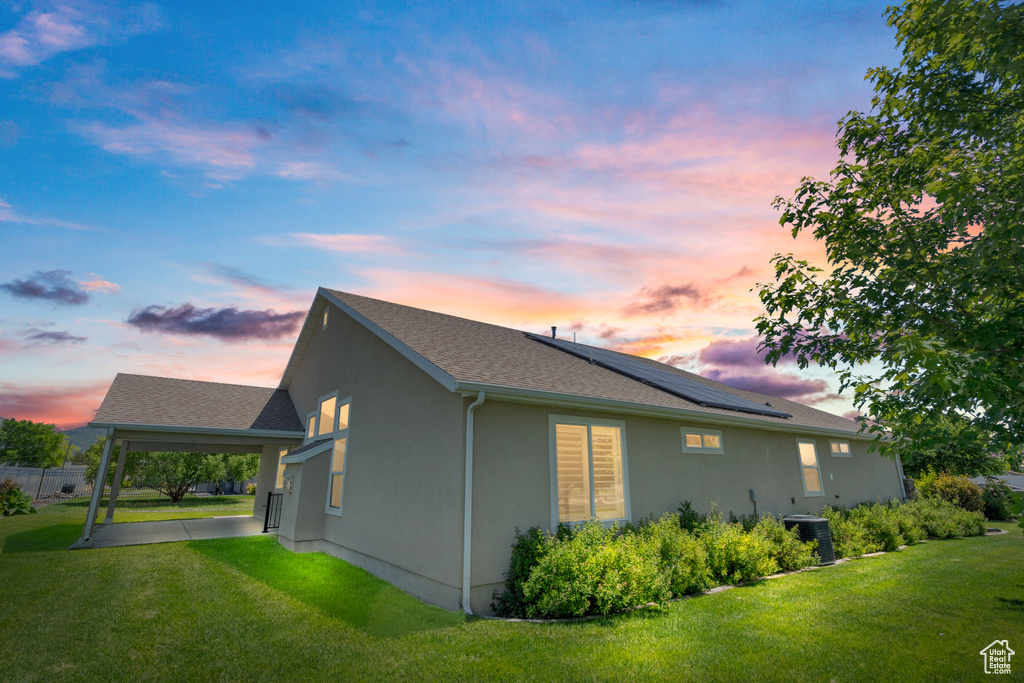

0,418,68,468
84,438,144,488
900,416,1007,478
136,452,227,502
757,0,1024,460
224,453,260,490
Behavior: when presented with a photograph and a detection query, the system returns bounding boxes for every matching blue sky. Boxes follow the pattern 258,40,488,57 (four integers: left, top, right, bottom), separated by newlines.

0,0,899,428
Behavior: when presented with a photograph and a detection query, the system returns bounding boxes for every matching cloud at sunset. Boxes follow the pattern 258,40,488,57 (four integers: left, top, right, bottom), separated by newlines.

1,270,89,305
0,381,111,430
125,303,305,340
23,329,87,345
0,1,162,77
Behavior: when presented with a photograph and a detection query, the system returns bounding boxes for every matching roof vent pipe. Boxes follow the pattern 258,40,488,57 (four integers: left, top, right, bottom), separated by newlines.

551,326,557,339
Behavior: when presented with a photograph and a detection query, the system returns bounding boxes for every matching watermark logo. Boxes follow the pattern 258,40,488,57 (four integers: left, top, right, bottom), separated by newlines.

980,640,1014,675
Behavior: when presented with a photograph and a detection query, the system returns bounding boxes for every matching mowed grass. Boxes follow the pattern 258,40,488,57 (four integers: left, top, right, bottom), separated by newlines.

41,494,255,515
1,511,1022,682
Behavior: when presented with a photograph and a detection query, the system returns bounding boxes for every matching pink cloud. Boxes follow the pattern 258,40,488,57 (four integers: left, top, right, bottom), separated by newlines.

80,279,120,293
289,233,405,255
77,116,265,177
0,2,161,77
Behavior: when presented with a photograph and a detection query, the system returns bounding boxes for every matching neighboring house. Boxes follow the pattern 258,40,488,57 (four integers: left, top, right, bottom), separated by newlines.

970,472,1024,492
84,288,906,615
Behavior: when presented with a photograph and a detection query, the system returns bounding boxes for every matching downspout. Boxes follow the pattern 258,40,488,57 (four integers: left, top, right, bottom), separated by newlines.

462,391,486,615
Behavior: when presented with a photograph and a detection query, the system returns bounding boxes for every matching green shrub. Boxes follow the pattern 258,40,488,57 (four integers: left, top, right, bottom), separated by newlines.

521,521,669,618
636,513,713,595
903,498,987,538
0,478,36,517
246,483,257,495
821,506,881,558
677,500,706,533
700,518,778,584
917,471,984,512
981,478,1018,521
753,514,818,571
492,527,554,618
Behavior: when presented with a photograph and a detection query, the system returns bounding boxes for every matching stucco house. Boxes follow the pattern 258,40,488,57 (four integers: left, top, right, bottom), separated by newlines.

84,288,906,615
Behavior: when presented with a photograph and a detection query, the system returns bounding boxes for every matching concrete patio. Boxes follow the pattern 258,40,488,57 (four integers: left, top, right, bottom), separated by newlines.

82,515,270,548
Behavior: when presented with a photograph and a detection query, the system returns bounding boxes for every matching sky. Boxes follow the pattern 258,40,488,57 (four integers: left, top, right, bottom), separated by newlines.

0,0,901,430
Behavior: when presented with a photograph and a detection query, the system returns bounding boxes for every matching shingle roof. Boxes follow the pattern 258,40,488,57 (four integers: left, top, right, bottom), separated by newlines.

322,289,865,436
92,373,303,433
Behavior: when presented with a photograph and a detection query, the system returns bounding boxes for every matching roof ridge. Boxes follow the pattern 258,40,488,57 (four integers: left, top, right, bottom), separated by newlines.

116,372,281,392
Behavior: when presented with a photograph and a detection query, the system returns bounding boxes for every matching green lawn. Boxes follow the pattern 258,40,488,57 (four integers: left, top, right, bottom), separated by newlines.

1,511,1022,681
41,494,256,515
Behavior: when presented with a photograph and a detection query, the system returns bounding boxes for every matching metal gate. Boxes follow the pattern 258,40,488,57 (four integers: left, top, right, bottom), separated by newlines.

263,491,283,532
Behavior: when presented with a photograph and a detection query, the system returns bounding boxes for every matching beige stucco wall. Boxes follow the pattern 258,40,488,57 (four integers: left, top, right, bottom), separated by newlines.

253,444,283,518
469,400,903,614
281,301,467,608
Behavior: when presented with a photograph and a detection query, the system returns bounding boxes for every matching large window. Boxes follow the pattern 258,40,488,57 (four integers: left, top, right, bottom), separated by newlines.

326,398,351,515
797,439,824,497
551,416,629,527
682,428,724,454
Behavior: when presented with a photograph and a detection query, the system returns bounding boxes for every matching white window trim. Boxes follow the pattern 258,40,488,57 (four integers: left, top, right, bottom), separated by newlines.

548,414,631,531
275,446,289,490
797,438,825,497
829,439,852,457
681,427,725,455
324,396,352,518
313,390,341,439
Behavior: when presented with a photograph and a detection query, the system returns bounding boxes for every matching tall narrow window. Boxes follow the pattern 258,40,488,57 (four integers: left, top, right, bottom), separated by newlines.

318,396,336,436
322,308,329,330
326,399,351,514
552,417,628,526
328,439,346,509
797,439,824,496
276,447,288,489
306,415,316,439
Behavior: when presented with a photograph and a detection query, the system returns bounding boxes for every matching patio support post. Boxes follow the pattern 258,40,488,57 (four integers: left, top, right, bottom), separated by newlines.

77,428,115,545
104,441,129,524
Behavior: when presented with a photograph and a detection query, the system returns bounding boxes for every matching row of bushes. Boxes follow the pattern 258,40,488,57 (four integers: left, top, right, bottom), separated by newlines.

913,469,1019,521
493,497,986,620
0,478,36,517
821,498,986,558
492,509,818,619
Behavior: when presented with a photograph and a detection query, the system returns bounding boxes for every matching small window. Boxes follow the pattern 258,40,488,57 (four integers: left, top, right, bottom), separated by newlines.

276,447,289,489
306,414,316,439
797,439,824,497
830,440,852,457
318,396,337,436
322,308,329,330
682,428,724,454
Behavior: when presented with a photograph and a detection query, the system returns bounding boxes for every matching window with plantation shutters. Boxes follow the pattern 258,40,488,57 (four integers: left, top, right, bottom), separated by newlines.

551,416,629,527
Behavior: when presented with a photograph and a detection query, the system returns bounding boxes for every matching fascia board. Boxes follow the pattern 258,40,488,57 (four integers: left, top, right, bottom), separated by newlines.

89,422,305,441
277,296,323,389
318,288,458,392
456,382,875,441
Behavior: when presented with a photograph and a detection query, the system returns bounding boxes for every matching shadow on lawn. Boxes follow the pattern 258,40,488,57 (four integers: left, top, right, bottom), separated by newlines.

187,535,464,639
2,524,81,553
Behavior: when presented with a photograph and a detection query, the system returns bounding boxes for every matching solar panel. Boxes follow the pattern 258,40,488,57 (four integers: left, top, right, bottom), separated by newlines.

526,333,793,419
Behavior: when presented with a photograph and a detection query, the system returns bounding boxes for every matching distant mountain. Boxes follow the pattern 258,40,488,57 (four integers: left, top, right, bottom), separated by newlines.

61,425,105,452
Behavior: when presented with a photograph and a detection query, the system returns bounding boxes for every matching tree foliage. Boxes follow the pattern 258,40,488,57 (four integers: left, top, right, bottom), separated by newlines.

757,0,1024,459
900,416,1009,478
0,418,68,468
135,452,227,502
84,438,144,488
